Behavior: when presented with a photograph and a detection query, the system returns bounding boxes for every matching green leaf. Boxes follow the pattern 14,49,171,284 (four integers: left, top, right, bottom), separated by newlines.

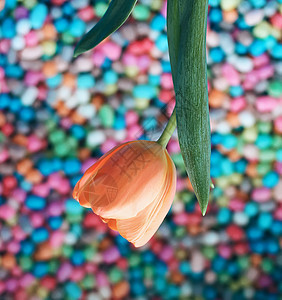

167,0,211,216
74,0,137,57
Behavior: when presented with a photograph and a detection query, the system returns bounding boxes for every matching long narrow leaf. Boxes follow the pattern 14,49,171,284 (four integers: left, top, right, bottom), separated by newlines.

74,0,137,57
167,0,211,215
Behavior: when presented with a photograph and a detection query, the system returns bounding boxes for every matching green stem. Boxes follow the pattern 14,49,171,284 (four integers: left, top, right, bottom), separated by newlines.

157,109,176,148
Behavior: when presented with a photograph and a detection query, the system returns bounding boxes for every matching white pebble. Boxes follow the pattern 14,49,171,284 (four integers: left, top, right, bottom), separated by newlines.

77,104,96,119
233,212,249,226
87,130,106,148
99,287,111,300
201,231,219,246
11,36,25,51
75,89,90,104
245,9,264,26
219,33,235,55
216,121,231,134
21,46,43,60
21,87,38,106
16,19,31,35
238,111,255,127
191,251,205,273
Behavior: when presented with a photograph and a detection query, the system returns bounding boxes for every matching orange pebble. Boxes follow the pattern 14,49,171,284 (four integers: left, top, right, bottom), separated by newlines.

17,158,33,176
42,23,57,40
63,73,76,88
187,178,194,192
92,95,105,110
0,111,6,127
78,148,91,161
187,224,203,236
209,90,227,108
222,10,238,23
25,169,43,184
170,270,184,284
246,163,258,177
13,134,28,147
250,254,261,267
42,61,57,78
226,112,240,128
228,149,241,162
112,281,130,299
55,101,71,118
1,253,16,270
71,111,86,125
34,242,53,260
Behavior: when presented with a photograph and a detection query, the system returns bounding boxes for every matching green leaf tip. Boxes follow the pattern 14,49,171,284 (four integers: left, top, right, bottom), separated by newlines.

73,0,137,57
200,201,208,216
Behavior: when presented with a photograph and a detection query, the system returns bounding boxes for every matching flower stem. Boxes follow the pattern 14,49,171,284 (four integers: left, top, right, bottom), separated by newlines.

157,108,176,148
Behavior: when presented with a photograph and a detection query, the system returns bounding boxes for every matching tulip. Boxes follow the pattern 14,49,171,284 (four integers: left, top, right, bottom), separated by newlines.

73,137,177,247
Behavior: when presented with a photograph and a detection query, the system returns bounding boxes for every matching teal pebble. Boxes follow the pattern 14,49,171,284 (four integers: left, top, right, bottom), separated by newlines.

258,212,273,230
66,199,84,214
133,85,157,99
104,70,118,84
77,74,95,88
263,171,279,188
26,195,46,210
47,74,63,88
244,202,258,217
30,4,48,29
69,18,86,37
65,282,82,299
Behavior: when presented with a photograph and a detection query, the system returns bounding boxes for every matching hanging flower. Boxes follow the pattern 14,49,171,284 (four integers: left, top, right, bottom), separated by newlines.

73,140,176,247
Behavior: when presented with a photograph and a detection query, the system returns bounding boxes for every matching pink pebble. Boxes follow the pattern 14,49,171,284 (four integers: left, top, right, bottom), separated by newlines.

256,65,274,80
30,213,44,228
82,158,97,173
96,271,109,287
50,230,65,248
218,244,232,259
28,135,43,152
78,6,95,22
167,139,180,154
56,178,70,194
137,55,150,71
159,246,174,262
252,187,271,202
6,279,18,292
13,226,27,241
92,50,106,67
173,212,188,226
102,41,121,61
0,205,16,220
122,52,137,66
274,116,282,133
7,241,20,254
0,148,9,163
176,178,186,192
48,202,64,216
275,162,282,175
103,246,120,264
101,139,117,154
70,268,85,282
32,183,50,198
0,39,10,53
161,73,174,89
228,198,244,211
11,188,26,203
20,274,36,288
253,53,269,68
127,124,143,139
24,71,43,86
222,63,240,85
24,31,39,47
58,262,73,282
125,110,139,126
256,96,278,113
230,97,246,113
60,118,72,129
274,206,282,220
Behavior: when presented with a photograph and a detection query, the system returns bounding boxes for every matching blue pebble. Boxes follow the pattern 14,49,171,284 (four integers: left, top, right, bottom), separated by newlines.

2,18,16,38
266,239,279,254
271,43,282,59
48,216,63,230
131,280,145,296
247,226,263,240
161,60,171,73
77,73,95,88
33,262,48,278
154,277,167,293
20,180,33,192
65,282,82,299
151,15,166,31
142,251,155,264
19,107,35,122
5,64,24,78
258,212,273,230
103,70,118,85
276,149,282,162
210,8,222,23
221,158,234,176
113,114,126,129
211,133,223,145
229,86,244,97
70,125,86,140
64,158,81,176
0,94,10,109
263,171,279,188
55,18,69,33
32,227,49,243
156,34,168,52
222,134,237,149
133,84,157,99
51,158,63,172
235,159,247,173
235,42,248,55
26,195,46,210
21,240,35,255
37,159,53,176
249,0,266,8
244,202,258,217
46,74,62,88
271,221,282,236
249,39,266,56
167,284,180,299
62,2,75,16
250,240,265,254
70,174,83,188
9,98,22,113
210,47,225,63
179,261,191,275
148,74,160,85
209,0,220,6
212,255,226,272
66,198,84,215
30,4,48,29
71,250,85,266
256,134,272,149
102,57,112,69
217,208,231,224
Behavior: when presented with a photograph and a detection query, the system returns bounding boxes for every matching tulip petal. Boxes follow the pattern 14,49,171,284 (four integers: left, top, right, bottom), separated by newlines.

73,141,134,208
83,141,169,220
115,151,176,247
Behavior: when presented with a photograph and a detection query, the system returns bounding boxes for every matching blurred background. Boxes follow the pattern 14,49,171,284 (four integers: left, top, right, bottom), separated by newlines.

0,0,282,299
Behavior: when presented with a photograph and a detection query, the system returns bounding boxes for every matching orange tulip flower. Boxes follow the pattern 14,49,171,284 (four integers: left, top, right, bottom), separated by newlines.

73,140,176,247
